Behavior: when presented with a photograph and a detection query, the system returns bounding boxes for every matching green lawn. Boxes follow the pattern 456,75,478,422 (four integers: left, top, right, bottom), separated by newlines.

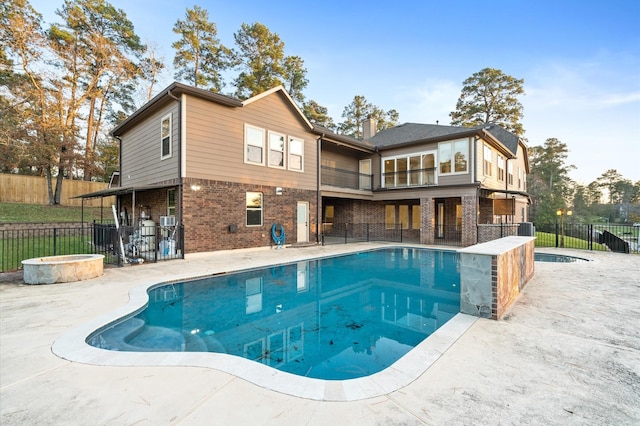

0,202,109,223
535,231,607,251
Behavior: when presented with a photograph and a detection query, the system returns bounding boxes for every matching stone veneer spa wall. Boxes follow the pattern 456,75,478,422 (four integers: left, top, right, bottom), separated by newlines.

457,236,535,319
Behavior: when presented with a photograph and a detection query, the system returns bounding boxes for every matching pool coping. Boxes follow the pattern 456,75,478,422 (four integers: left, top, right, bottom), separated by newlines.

52,246,478,402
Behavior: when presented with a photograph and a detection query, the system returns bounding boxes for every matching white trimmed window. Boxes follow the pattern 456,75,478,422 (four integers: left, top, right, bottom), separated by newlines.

438,139,468,174
246,192,263,226
245,124,265,165
161,114,172,159
268,131,285,168
518,168,523,189
508,161,514,185
288,137,303,171
484,145,493,176
497,155,505,181
167,189,176,216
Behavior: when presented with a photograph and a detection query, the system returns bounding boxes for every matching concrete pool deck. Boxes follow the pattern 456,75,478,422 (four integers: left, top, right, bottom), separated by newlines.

1,243,639,425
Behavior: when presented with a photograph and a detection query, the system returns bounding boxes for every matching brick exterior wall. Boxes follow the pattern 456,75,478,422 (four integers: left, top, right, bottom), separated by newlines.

115,180,316,254
462,195,478,246
181,179,317,253
420,197,434,245
479,197,494,224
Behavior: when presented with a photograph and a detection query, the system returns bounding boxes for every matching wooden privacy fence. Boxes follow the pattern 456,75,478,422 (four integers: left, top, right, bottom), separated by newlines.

0,174,114,207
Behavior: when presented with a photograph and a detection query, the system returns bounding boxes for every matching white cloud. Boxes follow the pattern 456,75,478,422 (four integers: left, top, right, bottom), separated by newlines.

393,79,460,124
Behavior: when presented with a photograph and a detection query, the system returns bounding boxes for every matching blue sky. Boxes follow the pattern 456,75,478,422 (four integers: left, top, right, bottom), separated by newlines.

30,0,640,184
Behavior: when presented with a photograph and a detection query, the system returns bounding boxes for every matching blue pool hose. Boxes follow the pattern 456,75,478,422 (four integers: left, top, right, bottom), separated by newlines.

271,223,285,246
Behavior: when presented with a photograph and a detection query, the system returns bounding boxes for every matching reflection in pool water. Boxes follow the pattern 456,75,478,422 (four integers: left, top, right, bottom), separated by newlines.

87,247,461,380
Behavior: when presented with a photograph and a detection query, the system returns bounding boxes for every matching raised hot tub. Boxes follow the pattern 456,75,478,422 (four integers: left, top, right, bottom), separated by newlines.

22,254,105,285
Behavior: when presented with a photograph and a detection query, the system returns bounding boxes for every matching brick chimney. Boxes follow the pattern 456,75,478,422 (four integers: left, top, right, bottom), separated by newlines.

362,116,377,139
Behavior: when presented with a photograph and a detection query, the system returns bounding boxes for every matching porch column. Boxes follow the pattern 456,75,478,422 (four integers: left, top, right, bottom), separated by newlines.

420,197,434,245
461,195,478,246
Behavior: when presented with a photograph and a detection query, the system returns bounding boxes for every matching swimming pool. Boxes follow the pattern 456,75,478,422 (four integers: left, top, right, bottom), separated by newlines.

534,252,589,263
87,247,461,380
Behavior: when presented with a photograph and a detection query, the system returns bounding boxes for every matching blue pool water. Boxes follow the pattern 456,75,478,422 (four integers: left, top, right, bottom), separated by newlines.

88,247,461,380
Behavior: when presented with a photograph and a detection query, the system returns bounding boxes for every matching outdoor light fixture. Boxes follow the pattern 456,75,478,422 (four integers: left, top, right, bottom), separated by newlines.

276,187,283,195
191,184,201,191
556,208,573,248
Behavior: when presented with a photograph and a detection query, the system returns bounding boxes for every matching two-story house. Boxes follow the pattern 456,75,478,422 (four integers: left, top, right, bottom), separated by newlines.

82,81,529,257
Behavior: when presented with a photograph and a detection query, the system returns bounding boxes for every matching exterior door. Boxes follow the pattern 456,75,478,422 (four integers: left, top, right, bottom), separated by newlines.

359,159,372,190
296,202,309,243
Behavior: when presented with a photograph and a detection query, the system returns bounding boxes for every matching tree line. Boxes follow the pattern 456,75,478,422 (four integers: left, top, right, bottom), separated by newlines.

2,0,638,219
0,0,400,204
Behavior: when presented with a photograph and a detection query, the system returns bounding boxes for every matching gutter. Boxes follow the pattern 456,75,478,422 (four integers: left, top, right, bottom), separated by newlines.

167,88,183,238
317,135,324,243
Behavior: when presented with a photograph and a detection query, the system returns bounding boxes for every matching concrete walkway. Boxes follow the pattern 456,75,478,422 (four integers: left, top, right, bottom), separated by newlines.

1,244,639,425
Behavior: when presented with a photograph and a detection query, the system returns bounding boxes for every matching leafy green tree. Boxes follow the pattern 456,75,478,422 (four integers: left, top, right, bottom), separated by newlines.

1,0,75,200
139,42,166,102
572,182,603,221
303,100,335,130
233,22,286,99
94,137,119,182
369,106,399,132
48,0,145,182
338,95,399,139
282,55,308,103
596,169,630,204
0,49,31,173
527,138,575,223
450,67,525,136
172,5,233,91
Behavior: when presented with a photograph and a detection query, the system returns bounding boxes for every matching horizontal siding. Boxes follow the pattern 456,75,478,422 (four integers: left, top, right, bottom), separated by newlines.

478,137,528,192
185,92,317,191
321,147,361,172
120,101,179,187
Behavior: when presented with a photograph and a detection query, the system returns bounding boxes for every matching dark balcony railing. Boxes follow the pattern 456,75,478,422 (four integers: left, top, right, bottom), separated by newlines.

382,168,436,189
321,166,372,190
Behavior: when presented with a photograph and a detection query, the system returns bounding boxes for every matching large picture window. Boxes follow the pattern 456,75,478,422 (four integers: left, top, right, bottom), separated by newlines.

288,137,303,171
245,124,265,165
438,139,468,174
382,151,435,188
246,192,263,226
161,114,171,159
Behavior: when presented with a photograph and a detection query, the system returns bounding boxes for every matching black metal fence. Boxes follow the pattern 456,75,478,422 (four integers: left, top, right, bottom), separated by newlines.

322,221,639,254
321,223,463,246
1,223,184,272
534,222,639,254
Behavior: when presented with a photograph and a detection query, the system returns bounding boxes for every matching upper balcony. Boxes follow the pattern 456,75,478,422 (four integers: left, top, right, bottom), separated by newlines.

321,166,437,192
321,166,373,190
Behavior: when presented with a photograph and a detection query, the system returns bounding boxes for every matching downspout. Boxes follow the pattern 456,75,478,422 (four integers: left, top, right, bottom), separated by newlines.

316,135,323,244
114,135,124,221
167,89,183,255
374,146,381,190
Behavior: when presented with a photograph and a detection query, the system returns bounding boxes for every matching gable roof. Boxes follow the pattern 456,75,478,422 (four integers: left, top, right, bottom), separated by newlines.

111,82,312,137
242,86,313,130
